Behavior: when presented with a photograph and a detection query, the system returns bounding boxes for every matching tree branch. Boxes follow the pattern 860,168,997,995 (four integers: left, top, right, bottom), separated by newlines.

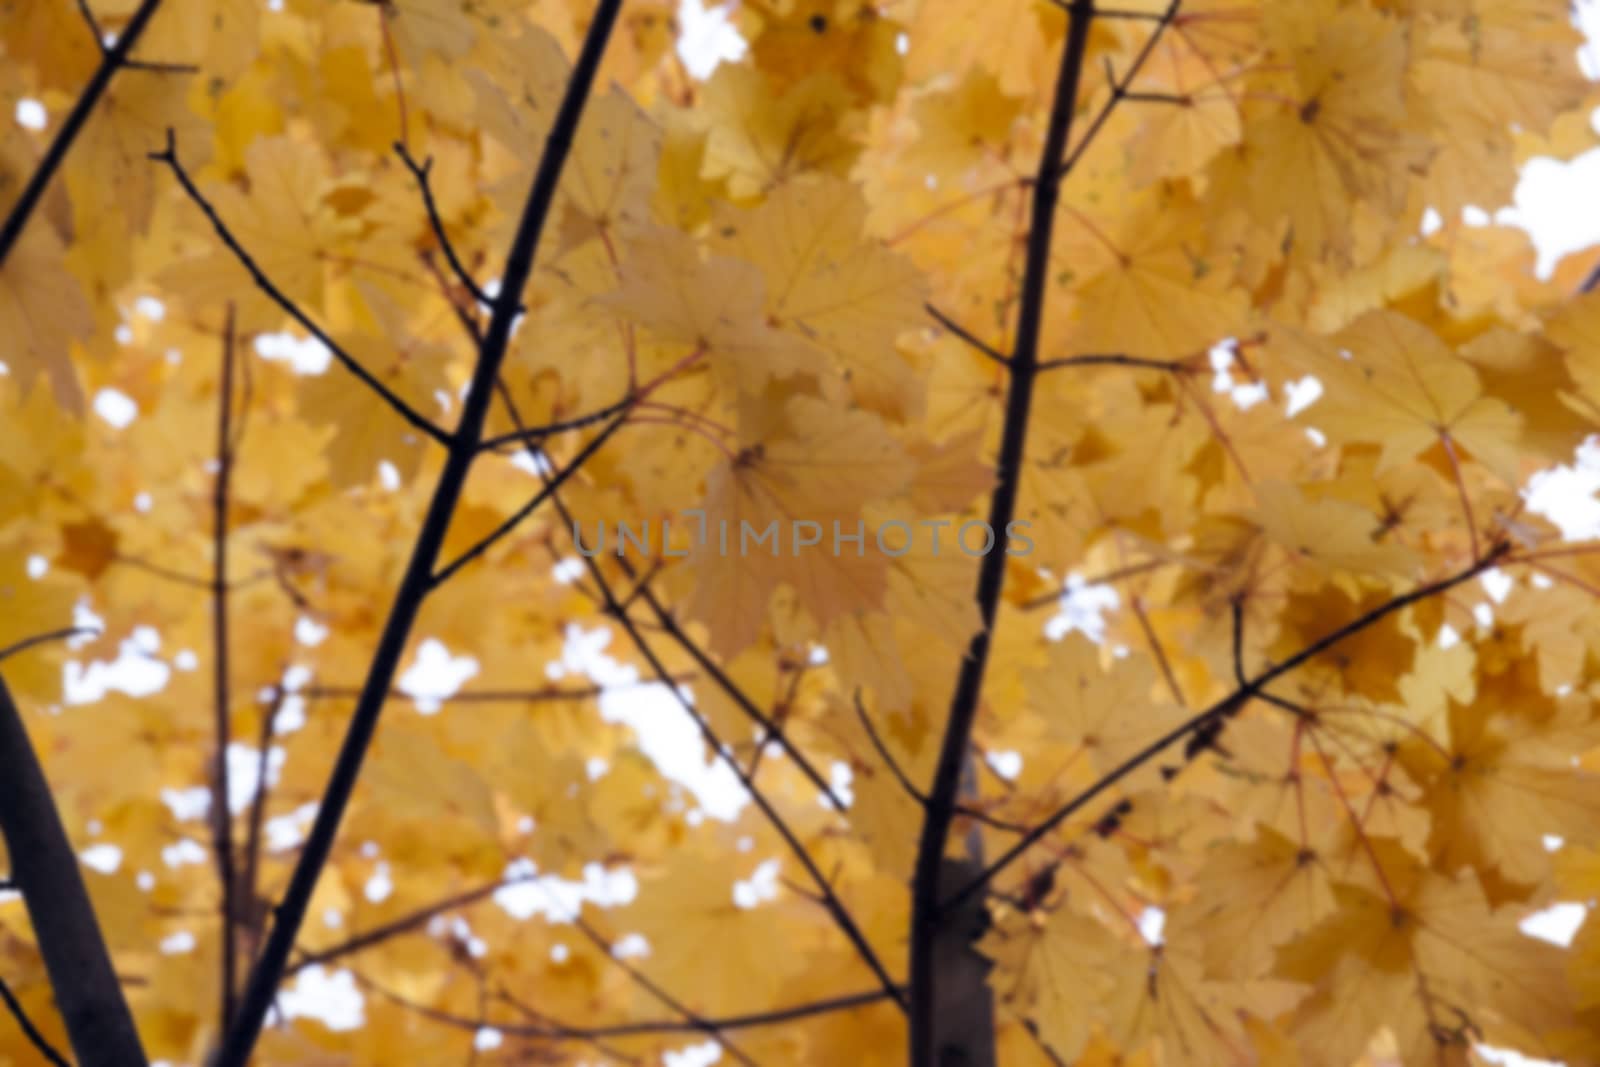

530,467,907,1012
631,581,848,810
477,395,633,453
0,676,147,1066
286,873,536,975
213,4,625,1061
926,303,1010,366
150,132,454,448
394,142,494,309
210,307,240,1030
0,975,70,1067
0,0,166,269
908,3,1098,1063
1055,0,1182,178
940,542,1510,914
0,628,98,665
429,411,630,588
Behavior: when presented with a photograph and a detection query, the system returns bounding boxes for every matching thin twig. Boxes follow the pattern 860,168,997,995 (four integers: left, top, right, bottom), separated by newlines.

238,685,285,968
430,412,630,587
926,303,1009,366
477,395,633,452
941,541,1511,913
0,975,71,1067
537,484,907,1012
150,132,453,448
286,874,537,974
394,142,492,308
853,688,927,803
632,583,849,810
0,628,99,665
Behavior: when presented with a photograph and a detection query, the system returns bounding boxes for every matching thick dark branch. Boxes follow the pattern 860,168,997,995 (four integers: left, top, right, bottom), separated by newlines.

0,677,147,1066
210,308,240,1030
214,5,624,1062
908,4,1097,1063
477,395,632,452
430,412,630,587
0,975,70,1067
394,142,494,309
150,133,453,448
0,0,165,269
941,542,1510,913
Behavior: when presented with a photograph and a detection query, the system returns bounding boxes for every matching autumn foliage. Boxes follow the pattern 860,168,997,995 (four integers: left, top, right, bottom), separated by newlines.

4,0,1600,1064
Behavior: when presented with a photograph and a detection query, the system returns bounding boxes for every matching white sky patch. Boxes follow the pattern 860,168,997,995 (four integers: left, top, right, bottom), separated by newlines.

557,624,748,820
1043,575,1121,642
676,0,746,79
664,1041,722,1067
493,859,638,921
987,750,1023,780
365,862,393,903
160,785,211,823
255,331,332,374
1521,901,1588,946
80,843,122,873
732,859,781,909
93,388,138,429
14,98,46,131
1525,437,1600,540
158,930,196,955
162,838,208,869
276,966,365,1032
395,638,479,713
65,637,171,704
228,741,284,814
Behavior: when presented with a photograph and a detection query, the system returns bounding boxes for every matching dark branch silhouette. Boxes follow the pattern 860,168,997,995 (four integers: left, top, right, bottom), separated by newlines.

151,132,454,448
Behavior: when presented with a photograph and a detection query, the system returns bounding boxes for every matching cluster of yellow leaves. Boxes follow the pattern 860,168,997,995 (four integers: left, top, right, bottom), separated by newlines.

3,0,1600,1063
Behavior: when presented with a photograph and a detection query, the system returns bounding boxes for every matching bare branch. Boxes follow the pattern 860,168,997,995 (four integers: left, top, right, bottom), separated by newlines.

926,303,1009,366
210,308,240,1029
394,142,494,309
430,412,630,587
149,131,454,448
0,975,70,1067
531,473,907,1012
0,628,98,665
942,541,1511,913
853,688,927,803
477,395,633,453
